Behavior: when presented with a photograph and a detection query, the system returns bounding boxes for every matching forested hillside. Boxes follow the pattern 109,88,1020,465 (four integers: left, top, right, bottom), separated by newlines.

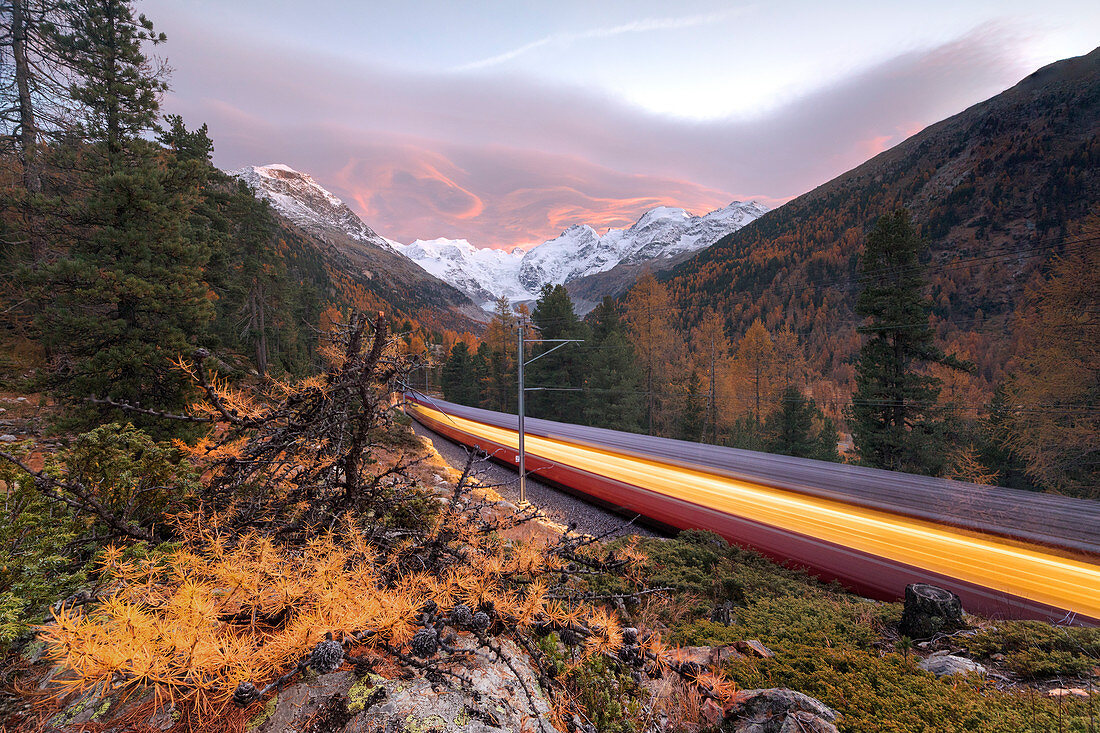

663,48,1100,391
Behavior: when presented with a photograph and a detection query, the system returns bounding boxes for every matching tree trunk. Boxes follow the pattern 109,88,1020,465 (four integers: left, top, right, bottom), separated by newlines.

899,583,964,638
12,0,42,194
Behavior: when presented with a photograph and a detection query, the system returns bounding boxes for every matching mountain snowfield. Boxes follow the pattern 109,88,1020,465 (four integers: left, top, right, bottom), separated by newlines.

399,201,768,308
231,163,767,311
231,164,400,253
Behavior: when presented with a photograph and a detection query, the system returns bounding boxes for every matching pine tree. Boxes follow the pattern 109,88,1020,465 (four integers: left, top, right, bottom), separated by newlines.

34,1,211,431
528,284,586,422
158,114,213,162
581,297,644,431
442,341,479,406
764,386,838,461
676,370,706,442
848,210,967,473
52,0,167,167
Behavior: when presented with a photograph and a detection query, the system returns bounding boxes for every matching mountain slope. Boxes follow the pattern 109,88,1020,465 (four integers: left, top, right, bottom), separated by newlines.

663,47,1100,383
232,164,485,329
399,201,767,311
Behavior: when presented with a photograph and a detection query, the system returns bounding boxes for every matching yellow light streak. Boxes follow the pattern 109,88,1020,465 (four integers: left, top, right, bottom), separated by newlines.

409,404,1100,619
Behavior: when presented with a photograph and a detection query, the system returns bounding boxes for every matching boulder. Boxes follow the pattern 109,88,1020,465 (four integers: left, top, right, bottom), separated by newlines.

919,654,986,677
899,583,964,639
243,637,562,733
42,634,563,733
724,688,841,733
733,640,774,658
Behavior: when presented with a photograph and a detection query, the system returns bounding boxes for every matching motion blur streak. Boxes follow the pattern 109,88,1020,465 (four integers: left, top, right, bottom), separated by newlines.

408,403,1100,620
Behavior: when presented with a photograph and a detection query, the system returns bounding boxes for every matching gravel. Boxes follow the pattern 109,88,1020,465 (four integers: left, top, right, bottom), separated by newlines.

412,422,662,540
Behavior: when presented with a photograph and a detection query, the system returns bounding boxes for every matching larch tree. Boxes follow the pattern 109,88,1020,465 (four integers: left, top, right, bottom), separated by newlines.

624,272,679,436
691,312,732,443
848,210,968,473
773,325,807,390
481,296,517,413
735,319,776,427
1003,231,1099,498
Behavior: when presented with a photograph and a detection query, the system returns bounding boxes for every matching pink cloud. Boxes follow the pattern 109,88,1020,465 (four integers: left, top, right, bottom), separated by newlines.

154,8,1036,249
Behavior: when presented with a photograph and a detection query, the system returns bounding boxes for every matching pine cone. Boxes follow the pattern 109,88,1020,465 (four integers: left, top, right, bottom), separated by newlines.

309,638,345,674
410,627,438,658
559,628,583,647
621,627,638,646
471,610,490,630
449,604,473,628
420,599,438,616
232,680,260,708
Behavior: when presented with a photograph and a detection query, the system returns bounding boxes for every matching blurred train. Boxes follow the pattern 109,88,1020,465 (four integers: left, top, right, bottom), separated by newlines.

405,394,1100,624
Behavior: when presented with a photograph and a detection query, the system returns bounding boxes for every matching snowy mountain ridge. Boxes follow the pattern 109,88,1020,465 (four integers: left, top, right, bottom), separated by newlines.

229,162,767,312
230,164,399,253
400,200,769,308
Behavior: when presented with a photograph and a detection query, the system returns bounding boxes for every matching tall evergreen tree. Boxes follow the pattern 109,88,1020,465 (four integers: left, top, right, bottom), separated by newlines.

52,0,167,167
441,341,479,406
34,1,211,431
765,386,839,461
848,210,967,473
581,297,643,431
528,284,586,422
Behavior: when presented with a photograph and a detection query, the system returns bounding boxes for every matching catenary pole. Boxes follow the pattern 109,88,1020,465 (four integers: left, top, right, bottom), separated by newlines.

518,319,526,503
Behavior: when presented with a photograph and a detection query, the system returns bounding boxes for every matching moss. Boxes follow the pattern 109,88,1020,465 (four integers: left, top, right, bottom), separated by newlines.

246,694,278,731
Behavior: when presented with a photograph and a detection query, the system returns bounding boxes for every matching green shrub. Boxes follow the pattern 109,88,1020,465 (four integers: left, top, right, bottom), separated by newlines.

968,620,1100,679
724,644,1095,732
0,424,198,645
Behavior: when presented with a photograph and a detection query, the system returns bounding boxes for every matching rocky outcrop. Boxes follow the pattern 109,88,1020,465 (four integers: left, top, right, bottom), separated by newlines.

723,688,841,733
42,633,563,733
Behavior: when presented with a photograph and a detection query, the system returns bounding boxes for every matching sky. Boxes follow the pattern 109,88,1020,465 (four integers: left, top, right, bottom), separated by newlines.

144,0,1100,249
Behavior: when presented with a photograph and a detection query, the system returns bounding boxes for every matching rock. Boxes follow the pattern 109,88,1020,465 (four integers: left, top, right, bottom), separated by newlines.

724,688,840,733
246,634,563,733
669,645,744,669
918,654,986,677
899,583,964,639
0,434,18,442
734,640,774,658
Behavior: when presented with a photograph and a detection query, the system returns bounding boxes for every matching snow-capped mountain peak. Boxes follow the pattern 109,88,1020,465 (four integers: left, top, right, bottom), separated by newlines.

230,163,398,253
397,239,530,306
399,201,769,310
